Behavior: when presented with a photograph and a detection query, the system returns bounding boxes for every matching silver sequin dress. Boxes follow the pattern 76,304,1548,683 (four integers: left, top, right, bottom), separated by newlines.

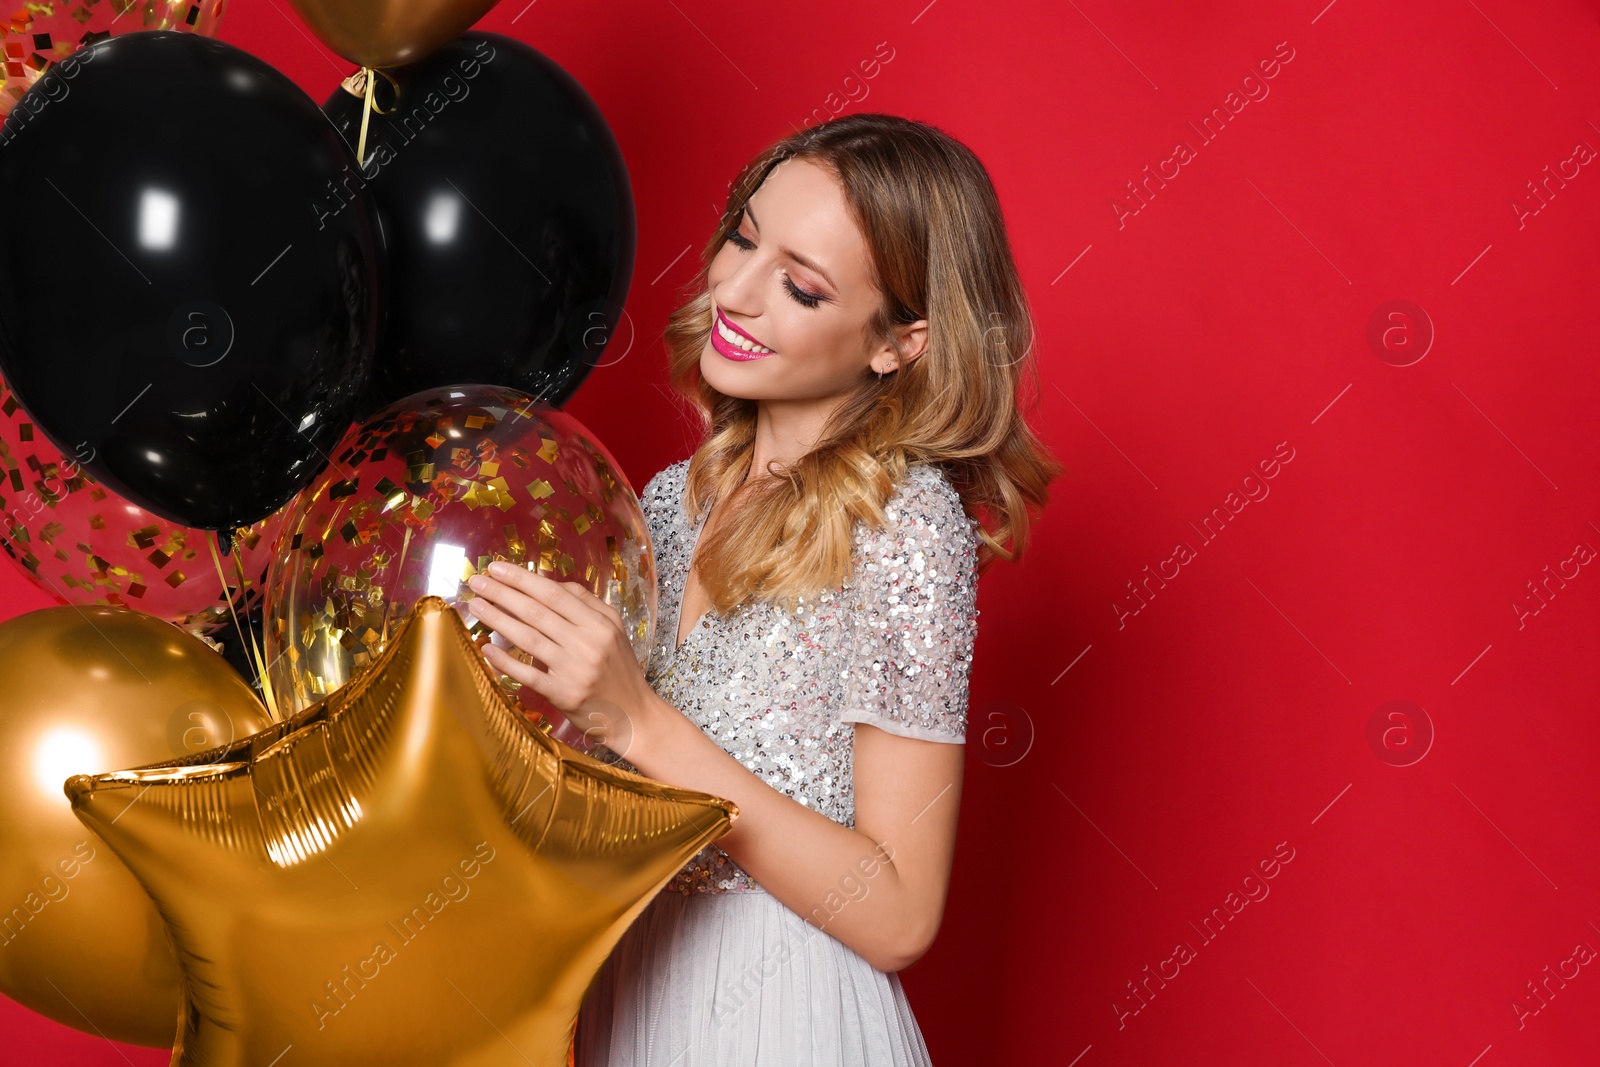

575,458,981,1067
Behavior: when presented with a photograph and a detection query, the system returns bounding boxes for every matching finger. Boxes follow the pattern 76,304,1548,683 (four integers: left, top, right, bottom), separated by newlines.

497,564,619,633
551,579,625,628
469,576,580,644
482,643,548,693
485,563,587,625
466,595,551,657
525,574,626,625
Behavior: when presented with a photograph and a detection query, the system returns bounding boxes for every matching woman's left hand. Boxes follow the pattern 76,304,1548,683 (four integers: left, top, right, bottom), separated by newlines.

465,561,653,750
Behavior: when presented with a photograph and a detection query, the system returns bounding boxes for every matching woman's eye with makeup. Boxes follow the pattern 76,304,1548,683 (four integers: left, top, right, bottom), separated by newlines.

724,229,824,309
783,277,823,309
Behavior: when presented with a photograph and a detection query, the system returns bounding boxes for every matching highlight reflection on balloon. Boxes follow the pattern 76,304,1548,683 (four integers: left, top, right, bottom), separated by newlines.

0,605,275,1047
31,728,103,796
263,384,656,748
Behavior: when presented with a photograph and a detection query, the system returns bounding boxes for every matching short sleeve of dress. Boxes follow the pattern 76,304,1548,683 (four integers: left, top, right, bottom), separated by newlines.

837,464,981,744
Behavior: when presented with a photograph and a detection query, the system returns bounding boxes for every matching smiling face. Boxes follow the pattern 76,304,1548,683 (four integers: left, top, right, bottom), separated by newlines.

701,158,923,407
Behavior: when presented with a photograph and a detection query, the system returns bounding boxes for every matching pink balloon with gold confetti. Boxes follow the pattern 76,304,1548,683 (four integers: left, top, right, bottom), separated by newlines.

261,384,657,750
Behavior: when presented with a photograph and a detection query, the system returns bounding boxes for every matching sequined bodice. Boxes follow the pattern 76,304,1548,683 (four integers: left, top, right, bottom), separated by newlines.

593,458,980,894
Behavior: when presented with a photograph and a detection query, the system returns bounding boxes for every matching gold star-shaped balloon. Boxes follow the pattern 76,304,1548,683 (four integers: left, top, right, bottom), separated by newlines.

66,596,738,1066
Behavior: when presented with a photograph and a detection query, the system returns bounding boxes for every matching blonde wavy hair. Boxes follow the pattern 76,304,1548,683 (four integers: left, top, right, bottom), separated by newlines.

661,112,1064,616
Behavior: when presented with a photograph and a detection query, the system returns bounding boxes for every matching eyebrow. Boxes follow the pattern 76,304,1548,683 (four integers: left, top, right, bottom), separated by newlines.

743,204,837,291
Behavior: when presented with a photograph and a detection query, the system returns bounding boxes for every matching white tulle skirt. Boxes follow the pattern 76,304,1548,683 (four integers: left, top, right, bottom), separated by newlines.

575,885,935,1066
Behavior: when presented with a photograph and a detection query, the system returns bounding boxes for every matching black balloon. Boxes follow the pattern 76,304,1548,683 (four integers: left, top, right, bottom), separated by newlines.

0,31,382,531
322,33,635,416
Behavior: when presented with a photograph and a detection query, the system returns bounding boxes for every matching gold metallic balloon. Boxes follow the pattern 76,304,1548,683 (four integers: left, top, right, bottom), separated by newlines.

284,0,502,70
0,606,274,1047
69,596,738,1067
264,385,656,750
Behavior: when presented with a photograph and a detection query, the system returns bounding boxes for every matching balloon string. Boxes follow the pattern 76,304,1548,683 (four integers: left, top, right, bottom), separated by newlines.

205,532,246,662
350,66,399,169
227,530,283,722
250,626,281,721
357,65,375,168
206,532,283,723
380,524,413,648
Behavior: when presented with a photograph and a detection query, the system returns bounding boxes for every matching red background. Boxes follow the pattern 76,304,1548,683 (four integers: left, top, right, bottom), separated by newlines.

4,0,1600,1063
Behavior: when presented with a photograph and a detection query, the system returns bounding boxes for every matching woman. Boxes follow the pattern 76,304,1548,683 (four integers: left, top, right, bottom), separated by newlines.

465,112,1062,1065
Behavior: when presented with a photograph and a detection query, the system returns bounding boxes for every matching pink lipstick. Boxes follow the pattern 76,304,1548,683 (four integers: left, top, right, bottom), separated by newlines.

711,309,775,362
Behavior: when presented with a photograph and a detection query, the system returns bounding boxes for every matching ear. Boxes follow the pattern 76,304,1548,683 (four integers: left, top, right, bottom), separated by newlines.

869,319,929,374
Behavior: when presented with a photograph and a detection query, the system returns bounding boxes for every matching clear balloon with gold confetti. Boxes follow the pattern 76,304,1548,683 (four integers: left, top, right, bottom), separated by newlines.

262,384,656,750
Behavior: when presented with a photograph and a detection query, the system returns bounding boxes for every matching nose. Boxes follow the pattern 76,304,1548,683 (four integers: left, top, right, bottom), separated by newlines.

714,245,769,315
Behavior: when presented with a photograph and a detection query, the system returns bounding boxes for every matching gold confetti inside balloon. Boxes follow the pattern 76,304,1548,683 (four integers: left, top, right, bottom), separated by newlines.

0,605,274,1047
0,0,228,117
68,596,738,1067
263,385,656,748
